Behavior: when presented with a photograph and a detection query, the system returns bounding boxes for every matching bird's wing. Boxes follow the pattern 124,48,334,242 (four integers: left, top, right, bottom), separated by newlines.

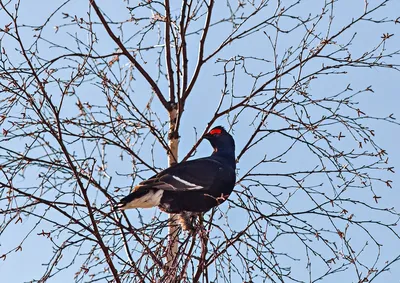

135,158,224,192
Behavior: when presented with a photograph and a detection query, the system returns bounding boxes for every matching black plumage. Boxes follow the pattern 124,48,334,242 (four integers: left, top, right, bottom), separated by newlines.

117,126,236,230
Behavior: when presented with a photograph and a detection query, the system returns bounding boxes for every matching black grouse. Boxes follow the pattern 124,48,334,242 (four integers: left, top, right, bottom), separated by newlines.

117,126,236,231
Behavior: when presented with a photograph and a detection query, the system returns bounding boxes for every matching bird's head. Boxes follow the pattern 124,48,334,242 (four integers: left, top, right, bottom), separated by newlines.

204,126,235,159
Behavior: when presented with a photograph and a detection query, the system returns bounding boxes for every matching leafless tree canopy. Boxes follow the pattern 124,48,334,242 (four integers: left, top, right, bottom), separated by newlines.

1,0,400,282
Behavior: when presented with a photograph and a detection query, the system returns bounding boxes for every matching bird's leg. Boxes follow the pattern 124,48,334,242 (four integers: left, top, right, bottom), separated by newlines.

178,212,197,232
178,212,210,237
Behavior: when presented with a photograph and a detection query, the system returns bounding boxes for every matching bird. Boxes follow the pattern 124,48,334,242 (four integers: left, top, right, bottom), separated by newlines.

117,126,236,231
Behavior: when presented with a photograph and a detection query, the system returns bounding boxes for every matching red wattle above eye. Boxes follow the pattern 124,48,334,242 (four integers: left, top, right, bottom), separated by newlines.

209,128,222,135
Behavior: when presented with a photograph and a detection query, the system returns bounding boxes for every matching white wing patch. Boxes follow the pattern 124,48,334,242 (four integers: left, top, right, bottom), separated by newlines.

172,175,203,190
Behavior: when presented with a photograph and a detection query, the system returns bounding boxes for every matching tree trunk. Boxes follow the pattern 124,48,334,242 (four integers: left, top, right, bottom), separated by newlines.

166,105,179,275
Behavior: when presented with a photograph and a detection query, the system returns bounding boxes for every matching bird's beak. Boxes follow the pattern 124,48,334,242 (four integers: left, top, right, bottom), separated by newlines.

204,133,212,140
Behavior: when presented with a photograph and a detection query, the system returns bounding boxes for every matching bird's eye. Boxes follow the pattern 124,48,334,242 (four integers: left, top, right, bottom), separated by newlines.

209,128,222,135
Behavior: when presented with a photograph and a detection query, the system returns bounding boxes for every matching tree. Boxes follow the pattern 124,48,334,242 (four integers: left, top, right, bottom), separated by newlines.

1,0,400,282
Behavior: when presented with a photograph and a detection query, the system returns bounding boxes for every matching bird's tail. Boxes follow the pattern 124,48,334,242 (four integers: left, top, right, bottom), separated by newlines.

115,196,130,210
116,188,163,210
